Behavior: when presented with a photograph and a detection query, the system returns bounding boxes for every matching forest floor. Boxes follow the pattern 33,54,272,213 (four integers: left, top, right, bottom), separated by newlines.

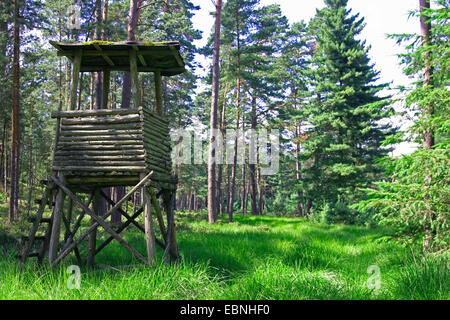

0,205,448,300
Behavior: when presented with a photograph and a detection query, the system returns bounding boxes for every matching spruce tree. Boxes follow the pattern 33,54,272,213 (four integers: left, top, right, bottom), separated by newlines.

302,0,395,216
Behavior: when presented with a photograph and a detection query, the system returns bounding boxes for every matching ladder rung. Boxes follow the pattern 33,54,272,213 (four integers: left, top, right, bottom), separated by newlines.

21,236,46,242
34,199,56,206
27,216,51,223
16,252,39,259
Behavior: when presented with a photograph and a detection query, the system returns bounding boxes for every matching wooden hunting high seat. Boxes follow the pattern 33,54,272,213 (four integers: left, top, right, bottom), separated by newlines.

52,107,175,191
19,41,185,268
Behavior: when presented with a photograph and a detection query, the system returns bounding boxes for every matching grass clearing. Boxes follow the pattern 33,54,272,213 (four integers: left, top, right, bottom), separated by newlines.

0,208,448,300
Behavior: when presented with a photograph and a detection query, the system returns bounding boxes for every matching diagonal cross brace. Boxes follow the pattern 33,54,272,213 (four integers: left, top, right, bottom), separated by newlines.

50,171,153,266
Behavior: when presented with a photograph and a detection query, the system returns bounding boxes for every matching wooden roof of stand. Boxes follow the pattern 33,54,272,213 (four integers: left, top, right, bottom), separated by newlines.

50,40,186,76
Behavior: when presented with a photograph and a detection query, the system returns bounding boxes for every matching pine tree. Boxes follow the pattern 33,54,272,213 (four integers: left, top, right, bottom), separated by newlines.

302,0,395,216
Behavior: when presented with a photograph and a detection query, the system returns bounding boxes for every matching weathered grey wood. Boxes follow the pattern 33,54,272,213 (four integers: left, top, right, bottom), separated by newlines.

143,118,169,134
53,161,146,168
141,107,169,125
149,186,167,241
53,108,140,118
54,155,146,162
58,140,143,146
87,189,99,267
69,50,82,111
146,156,171,167
57,145,144,151
144,145,172,161
130,49,140,108
102,70,111,109
64,198,73,242
61,191,94,251
57,47,181,57
143,130,170,145
141,173,156,265
48,174,66,263
143,128,170,145
59,134,143,142
60,129,142,136
52,166,147,172
51,174,152,266
154,71,163,115
163,190,179,262
60,123,142,131
61,114,141,125
55,150,145,157
66,176,140,186
19,184,53,266
99,190,144,232
95,207,144,255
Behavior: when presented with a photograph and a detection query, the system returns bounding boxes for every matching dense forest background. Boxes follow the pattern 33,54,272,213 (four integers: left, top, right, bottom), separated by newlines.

0,0,448,255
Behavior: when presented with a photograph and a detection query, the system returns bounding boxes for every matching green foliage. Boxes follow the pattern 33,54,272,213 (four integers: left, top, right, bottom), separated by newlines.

0,212,447,299
356,148,450,252
357,1,450,253
300,0,395,211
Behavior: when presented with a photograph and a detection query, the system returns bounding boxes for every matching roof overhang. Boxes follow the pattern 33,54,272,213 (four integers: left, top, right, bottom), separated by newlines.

50,40,186,76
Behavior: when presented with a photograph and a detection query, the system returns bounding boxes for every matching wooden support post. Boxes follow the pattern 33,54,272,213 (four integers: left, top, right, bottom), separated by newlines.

130,49,140,109
102,70,111,109
163,190,179,263
87,188,100,267
19,184,53,266
64,198,73,242
51,173,153,267
48,174,66,263
154,71,163,115
149,187,167,241
141,174,156,265
69,49,82,111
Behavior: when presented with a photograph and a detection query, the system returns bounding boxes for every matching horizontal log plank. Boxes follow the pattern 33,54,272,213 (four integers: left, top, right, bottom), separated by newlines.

143,126,170,142
53,160,146,167
60,123,142,131
57,140,143,146
52,109,140,118
61,114,141,125
141,108,169,125
52,166,147,172
144,143,171,158
55,150,145,156
143,118,169,134
60,129,142,136
54,155,146,161
59,134,143,141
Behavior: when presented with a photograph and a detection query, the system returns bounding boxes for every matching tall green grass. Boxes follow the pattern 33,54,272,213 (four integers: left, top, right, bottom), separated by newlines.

0,210,448,300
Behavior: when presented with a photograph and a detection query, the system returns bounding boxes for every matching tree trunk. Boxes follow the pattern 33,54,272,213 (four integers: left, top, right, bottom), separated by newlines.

207,0,222,224
216,86,228,215
9,0,21,223
249,93,258,215
121,0,143,109
420,0,434,254
295,125,304,216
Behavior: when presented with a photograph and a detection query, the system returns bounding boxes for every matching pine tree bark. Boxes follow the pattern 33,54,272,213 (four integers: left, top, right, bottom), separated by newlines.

249,94,258,215
228,10,241,221
419,0,434,254
9,0,21,223
295,125,304,216
216,85,228,215
121,0,143,109
207,0,222,224
420,0,434,150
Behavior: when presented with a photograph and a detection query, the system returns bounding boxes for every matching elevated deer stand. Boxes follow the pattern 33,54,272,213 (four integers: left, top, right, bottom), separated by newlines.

19,41,185,267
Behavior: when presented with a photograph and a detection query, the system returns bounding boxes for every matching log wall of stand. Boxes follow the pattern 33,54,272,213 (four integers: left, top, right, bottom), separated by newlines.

51,107,176,190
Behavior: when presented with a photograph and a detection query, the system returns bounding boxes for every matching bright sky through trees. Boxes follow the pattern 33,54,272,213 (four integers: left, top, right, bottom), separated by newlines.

191,0,422,155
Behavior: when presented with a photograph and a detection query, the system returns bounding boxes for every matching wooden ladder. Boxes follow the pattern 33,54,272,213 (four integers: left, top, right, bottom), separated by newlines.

18,184,55,266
